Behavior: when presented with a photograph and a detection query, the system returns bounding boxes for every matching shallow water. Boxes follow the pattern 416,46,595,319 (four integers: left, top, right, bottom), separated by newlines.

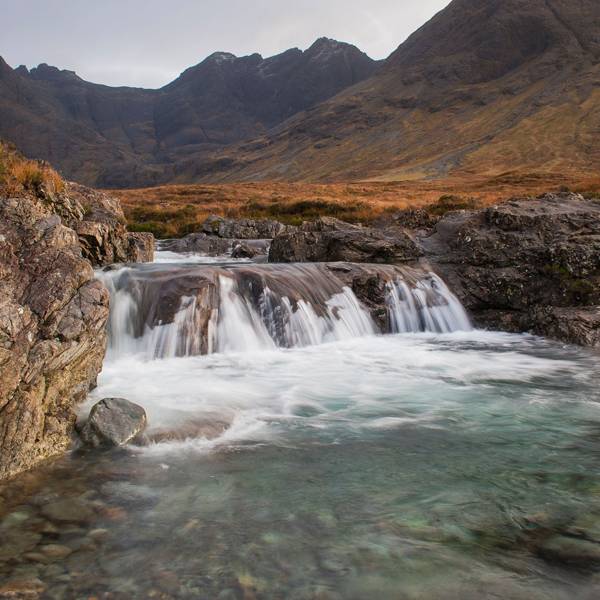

1,251,600,599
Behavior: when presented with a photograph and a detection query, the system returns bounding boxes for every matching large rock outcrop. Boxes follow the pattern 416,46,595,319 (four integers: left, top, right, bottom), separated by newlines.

267,193,600,347
68,183,154,265
0,192,110,480
0,176,154,480
421,192,600,346
269,217,422,264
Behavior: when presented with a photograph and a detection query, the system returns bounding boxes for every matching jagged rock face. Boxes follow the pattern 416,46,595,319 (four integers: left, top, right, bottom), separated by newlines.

421,192,600,346
68,183,154,265
269,217,423,264
0,193,110,480
0,180,153,480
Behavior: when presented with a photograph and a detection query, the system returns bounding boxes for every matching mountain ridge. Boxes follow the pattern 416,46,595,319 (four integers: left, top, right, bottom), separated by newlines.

198,0,600,183
0,38,378,187
1,0,599,187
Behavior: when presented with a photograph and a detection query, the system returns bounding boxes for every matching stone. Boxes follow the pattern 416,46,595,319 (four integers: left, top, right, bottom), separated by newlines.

126,232,155,263
160,233,270,259
148,418,230,443
0,530,42,561
88,528,109,542
68,183,155,267
421,192,600,347
231,242,259,259
538,535,600,568
202,215,290,239
40,497,95,524
39,544,73,560
269,217,422,264
0,176,152,481
0,192,110,480
0,577,45,599
78,398,147,448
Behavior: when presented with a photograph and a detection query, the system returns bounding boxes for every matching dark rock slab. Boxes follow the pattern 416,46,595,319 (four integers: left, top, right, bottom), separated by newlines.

269,217,422,264
202,215,291,239
419,192,600,347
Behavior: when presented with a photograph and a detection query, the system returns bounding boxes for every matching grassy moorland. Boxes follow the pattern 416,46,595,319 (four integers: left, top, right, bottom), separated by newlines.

113,171,600,238
0,141,64,196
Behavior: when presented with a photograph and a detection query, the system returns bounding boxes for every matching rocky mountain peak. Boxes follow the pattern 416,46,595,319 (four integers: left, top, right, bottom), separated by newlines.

28,63,82,83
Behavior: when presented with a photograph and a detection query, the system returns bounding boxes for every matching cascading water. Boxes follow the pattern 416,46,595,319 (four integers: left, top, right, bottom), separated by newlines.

97,259,471,360
5,247,600,600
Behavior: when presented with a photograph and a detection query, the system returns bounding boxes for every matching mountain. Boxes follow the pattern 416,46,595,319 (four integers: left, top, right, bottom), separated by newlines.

0,38,378,187
197,0,600,182
2,0,599,187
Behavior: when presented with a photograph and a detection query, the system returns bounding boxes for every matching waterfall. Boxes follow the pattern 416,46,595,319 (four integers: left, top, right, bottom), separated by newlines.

386,274,471,334
97,263,471,360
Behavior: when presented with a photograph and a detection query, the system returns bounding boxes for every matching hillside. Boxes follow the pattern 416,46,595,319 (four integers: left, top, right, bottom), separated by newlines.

196,0,600,182
1,0,599,187
0,38,377,187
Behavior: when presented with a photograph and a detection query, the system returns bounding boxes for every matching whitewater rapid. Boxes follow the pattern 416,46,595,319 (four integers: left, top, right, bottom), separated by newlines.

86,247,581,453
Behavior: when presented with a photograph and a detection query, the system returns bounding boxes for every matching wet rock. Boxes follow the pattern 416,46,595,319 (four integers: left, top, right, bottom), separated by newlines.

39,544,73,560
420,192,600,347
202,215,290,239
0,577,45,599
40,497,95,524
538,535,600,568
269,217,422,264
161,232,233,255
161,234,270,259
78,398,147,448
88,528,109,542
148,417,229,443
0,529,42,561
1,510,33,528
22,553,50,565
231,242,259,259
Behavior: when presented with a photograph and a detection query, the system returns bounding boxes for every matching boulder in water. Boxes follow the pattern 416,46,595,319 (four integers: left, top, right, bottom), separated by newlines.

78,398,147,448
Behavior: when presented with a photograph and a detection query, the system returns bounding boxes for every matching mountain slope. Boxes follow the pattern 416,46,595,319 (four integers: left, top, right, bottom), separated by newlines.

197,0,600,182
0,39,378,187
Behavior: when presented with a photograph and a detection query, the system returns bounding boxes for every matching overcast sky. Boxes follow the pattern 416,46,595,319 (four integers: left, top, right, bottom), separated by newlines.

2,0,449,88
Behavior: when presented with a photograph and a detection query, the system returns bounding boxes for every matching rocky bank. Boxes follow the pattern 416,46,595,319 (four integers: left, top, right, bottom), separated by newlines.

269,192,600,348
0,183,154,480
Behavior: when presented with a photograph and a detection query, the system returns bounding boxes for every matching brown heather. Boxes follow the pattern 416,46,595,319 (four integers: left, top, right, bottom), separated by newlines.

0,141,65,197
114,171,600,238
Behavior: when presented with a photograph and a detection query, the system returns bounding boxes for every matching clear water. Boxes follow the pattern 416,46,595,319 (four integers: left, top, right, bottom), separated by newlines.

1,251,600,599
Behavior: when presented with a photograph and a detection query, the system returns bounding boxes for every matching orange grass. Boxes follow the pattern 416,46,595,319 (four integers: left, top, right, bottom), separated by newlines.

113,170,600,238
